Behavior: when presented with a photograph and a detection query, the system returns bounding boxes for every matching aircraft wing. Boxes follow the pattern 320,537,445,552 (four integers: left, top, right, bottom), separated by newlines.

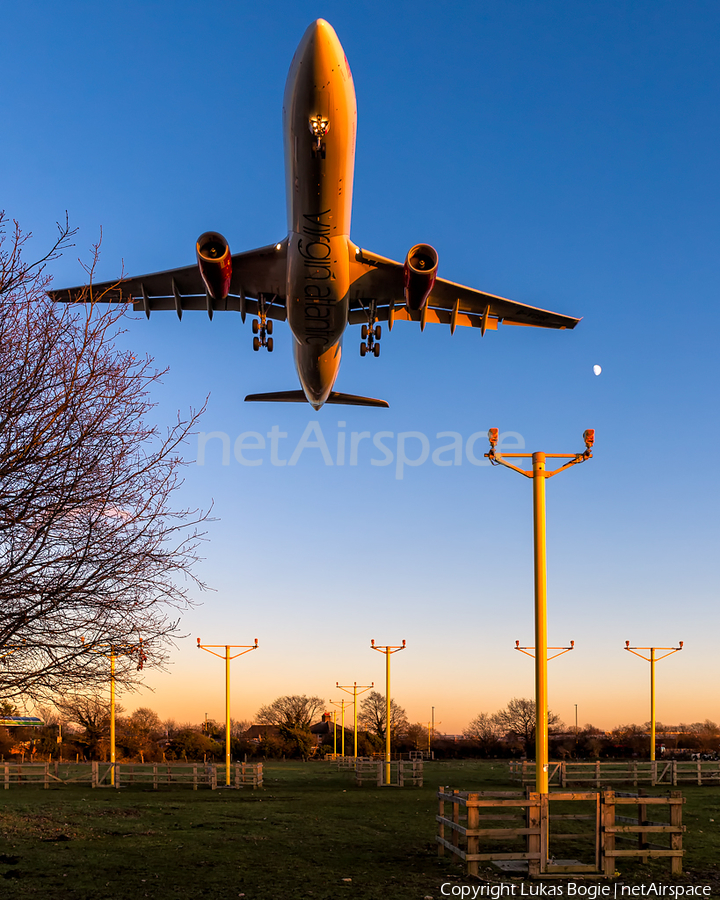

48,241,289,321
347,247,580,331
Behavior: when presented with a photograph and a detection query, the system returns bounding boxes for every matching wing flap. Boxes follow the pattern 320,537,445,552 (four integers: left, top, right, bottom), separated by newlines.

347,244,580,331
48,241,288,320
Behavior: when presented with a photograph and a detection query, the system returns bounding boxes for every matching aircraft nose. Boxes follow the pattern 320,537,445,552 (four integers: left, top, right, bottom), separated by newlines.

303,18,340,53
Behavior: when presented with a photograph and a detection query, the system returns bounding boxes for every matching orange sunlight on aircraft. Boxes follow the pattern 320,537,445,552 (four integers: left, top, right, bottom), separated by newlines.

51,19,580,410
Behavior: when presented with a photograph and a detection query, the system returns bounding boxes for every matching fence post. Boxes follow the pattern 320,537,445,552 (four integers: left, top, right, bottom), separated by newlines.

211,765,217,789
115,764,120,790
4,762,8,790
92,761,98,789
670,791,684,875
633,760,638,787
527,791,541,878
44,763,49,790
670,791,683,875
602,790,615,877
652,760,657,786
673,760,677,786
638,789,648,860
153,764,158,790
193,765,197,791
452,789,460,856
595,759,600,788
438,786,445,857
467,793,479,878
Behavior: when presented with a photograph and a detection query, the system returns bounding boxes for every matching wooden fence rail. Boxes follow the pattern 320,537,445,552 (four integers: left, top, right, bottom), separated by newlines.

510,759,720,787
355,759,423,787
1,761,262,790
437,786,684,878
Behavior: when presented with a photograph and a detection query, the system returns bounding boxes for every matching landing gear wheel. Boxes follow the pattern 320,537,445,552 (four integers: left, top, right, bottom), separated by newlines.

252,319,259,334
374,325,382,340
267,337,274,352
266,319,273,335
373,342,381,358
253,336,260,352
361,324,368,340
360,342,367,357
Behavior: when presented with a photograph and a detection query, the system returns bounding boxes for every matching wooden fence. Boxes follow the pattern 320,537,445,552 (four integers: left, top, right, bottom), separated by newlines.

355,759,423,787
234,762,263,788
2,761,263,790
510,759,720,787
409,750,434,761
437,786,684,878
336,756,372,769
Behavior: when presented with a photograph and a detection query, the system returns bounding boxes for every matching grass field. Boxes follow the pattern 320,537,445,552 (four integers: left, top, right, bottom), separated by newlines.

1,760,719,899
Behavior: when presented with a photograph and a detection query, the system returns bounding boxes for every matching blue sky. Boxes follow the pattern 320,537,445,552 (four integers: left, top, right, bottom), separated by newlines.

2,1,718,732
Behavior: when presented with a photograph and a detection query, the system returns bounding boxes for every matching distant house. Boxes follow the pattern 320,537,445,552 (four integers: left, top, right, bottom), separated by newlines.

241,724,282,744
310,712,355,748
241,715,354,750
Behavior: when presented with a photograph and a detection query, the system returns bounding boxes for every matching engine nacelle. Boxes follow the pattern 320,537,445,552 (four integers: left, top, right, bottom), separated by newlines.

196,232,232,302
403,243,438,311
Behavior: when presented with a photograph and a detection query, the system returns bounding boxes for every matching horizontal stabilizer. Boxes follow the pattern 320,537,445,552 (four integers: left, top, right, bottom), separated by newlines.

244,390,389,408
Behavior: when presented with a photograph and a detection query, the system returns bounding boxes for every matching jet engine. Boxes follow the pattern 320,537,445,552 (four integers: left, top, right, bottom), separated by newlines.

196,232,232,301
403,243,438,311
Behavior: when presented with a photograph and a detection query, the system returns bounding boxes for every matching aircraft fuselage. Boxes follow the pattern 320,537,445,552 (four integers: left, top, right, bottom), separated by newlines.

283,20,357,409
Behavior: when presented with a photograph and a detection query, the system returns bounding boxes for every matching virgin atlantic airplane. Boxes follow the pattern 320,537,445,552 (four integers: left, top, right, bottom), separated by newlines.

51,19,580,410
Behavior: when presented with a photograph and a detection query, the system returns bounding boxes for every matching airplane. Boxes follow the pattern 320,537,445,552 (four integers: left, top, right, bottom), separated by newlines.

50,19,580,411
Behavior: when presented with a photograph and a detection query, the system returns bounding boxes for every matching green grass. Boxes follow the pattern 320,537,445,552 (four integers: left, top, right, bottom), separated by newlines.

0,761,719,898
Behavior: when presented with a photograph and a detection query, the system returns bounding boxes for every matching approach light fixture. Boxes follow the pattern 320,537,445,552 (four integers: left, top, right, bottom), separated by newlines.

488,428,499,447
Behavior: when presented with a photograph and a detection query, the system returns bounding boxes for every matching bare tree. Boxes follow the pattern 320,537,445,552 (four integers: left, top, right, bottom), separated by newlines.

255,695,325,729
358,690,409,740
230,718,252,737
464,711,501,755
404,722,428,749
0,214,208,701
55,693,121,759
492,698,562,755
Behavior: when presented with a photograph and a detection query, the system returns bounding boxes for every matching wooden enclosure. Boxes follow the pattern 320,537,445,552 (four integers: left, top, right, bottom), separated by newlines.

436,786,684,878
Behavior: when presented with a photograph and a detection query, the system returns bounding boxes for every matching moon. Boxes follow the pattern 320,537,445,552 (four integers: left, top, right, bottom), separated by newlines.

593,364,602,376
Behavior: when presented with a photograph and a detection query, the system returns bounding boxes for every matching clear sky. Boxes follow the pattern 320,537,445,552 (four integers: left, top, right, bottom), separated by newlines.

2,1,718,733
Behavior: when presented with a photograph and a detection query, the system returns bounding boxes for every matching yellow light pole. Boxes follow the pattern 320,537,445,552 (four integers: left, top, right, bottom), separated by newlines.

329,698,349,756
196,638,258,786
515,640,574,762
336,681,373,758
624,641,683,761
332,709,337,757
81,637,146,786
370,639,406,785
486,428,594,796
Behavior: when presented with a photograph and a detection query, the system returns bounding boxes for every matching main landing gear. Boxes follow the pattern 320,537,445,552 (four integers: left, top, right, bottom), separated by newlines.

252,314,273,352
360,323,381,358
